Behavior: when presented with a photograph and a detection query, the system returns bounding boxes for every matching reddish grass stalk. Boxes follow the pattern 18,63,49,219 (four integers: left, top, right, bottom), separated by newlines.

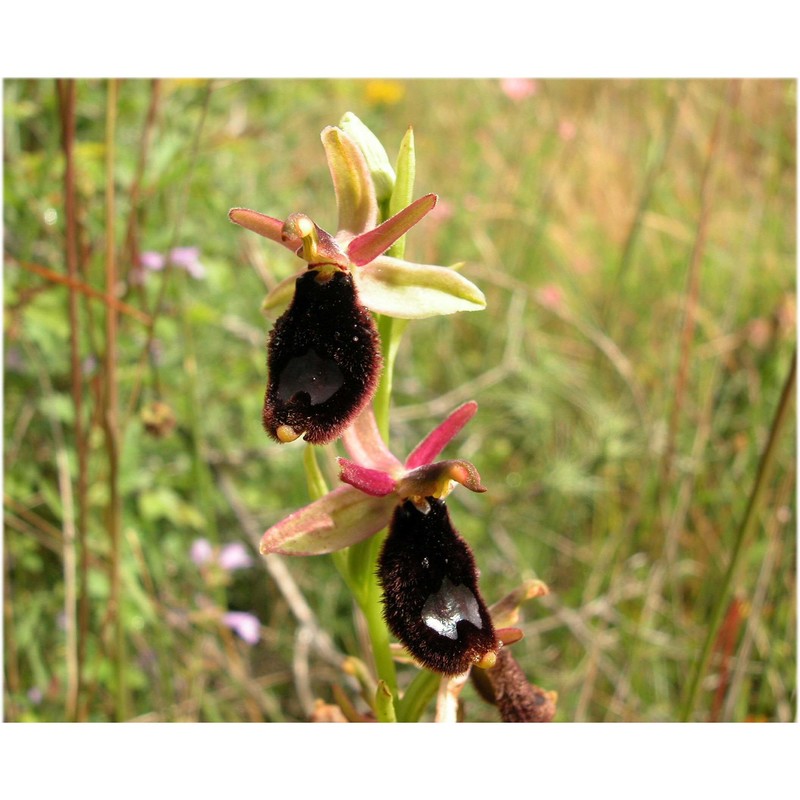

12,258,151,325
709,597,746,721
55,78,84,722
102,79,127,720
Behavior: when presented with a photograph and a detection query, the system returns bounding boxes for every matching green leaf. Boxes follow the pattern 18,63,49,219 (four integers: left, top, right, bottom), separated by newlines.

388,126,416,259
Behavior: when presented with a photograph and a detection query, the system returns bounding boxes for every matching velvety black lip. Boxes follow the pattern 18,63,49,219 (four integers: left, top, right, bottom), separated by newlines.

263,269,382,445
377,498,498,675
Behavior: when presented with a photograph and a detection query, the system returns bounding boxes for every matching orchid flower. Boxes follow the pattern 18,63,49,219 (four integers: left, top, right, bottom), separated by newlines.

260,401,501,675
260,401,484,556
229,119,486,321
229,116,486,446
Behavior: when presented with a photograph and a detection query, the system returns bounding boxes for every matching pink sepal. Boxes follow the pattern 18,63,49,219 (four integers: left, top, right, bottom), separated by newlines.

260,486,396,556
404,401,478,469
347,194,437,267
337,458,398,496
340,406,403,473
228,208,301,253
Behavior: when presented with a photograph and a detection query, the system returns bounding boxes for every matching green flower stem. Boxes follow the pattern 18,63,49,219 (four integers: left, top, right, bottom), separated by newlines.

302,443,398,700
679,349,796,721
352,313,410,703
373,124,414,439
313,122,419,718
303,444,356,593
373,315,409,443
303,442,329,500
349,529,398,699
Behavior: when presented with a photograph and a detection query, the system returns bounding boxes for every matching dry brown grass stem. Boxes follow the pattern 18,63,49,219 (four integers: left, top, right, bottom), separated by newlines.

216,469,347,713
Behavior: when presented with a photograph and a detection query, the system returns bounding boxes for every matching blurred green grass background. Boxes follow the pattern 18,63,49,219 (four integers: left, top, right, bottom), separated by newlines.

3,78,795,722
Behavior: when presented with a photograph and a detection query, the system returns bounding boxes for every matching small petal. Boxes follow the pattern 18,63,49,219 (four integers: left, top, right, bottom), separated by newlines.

190,538,213,566
340,405,403,474
489,579,551,629
396,459,486,501
495,627,525,646
347,194,437,267
260,486,397,556
229,208,302,253
355,256,486,319
218,542,254,571
321,126,377,237
169,246,200,268
140,251,166,271
223,611,261,645
405,401,478,469
337,457,397,496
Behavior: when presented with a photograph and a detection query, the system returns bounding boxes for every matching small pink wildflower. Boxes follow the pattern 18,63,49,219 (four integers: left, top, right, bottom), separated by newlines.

218,542,254,571
223,611,261,645
190,538,214,566
500,78,538,102
536,283,564,311
139,247,206,279
558,119,577,142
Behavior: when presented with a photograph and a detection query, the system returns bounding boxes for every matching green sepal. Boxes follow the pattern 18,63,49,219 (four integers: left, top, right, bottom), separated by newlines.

356,256,487,318
339,112,396,207
321,126,378,237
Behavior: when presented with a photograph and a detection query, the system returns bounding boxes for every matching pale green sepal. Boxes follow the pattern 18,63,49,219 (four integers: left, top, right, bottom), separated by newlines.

261,270,304,314
387,127,415,259
355,256,487,318
339,112,396,206
260,486,396,556
321,126,378,237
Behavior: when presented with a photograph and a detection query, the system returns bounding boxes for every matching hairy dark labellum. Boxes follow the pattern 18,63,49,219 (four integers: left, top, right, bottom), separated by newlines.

378,498,498,675
263,268,382,445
